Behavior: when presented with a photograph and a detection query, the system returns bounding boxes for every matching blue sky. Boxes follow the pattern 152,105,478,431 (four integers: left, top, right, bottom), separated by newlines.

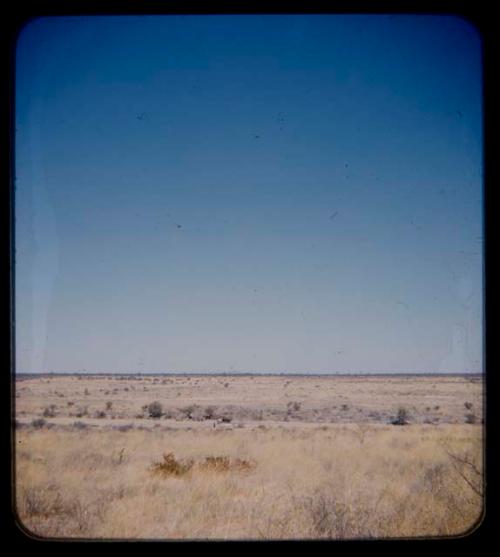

15,15,483,374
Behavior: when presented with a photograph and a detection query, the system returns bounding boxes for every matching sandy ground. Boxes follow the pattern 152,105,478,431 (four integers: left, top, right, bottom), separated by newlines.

15,373,484,429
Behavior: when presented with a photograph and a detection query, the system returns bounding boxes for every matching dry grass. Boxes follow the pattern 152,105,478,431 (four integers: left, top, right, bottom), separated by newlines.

15,374,484,539
15,421,483,540
15,374,483,428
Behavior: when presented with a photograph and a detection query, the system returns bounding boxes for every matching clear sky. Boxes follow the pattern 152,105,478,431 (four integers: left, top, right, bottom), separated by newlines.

15,14,483,374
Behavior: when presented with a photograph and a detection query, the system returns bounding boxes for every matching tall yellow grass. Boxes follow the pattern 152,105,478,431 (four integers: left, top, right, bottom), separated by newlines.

15,423,483,540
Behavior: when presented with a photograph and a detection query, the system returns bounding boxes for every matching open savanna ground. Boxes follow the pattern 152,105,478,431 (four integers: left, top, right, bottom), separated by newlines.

15,373,483,428
14,374,484,540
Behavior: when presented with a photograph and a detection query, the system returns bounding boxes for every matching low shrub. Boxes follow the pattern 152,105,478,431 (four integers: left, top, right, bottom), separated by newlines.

43,405,57,418
199,456,256,473
151,452,256,478
203,406,217,420
147,401,163,419
179,405,202,420
75,406,88,418
114,424,134,432
151,452,193,477
391,407,410,425
465,413,477,424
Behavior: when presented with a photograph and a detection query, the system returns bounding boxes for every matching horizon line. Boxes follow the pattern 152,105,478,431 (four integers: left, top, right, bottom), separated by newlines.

14,371,484,377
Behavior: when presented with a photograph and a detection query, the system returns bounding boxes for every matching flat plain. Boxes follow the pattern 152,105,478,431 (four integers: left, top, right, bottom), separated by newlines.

14,373,484,540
